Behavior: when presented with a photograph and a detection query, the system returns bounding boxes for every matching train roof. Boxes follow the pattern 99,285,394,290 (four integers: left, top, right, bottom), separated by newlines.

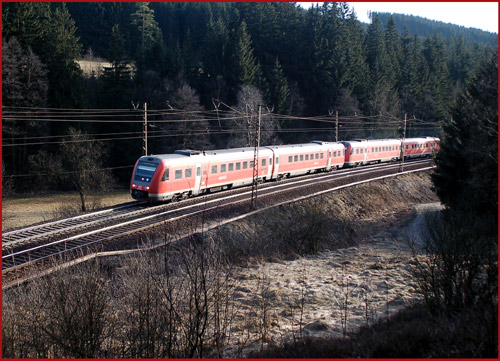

266,141,344,150
404,137,440,142
342,138,401,145
140,146,273,165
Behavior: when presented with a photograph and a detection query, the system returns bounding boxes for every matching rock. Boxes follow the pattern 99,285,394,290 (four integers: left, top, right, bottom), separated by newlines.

304,320,331,331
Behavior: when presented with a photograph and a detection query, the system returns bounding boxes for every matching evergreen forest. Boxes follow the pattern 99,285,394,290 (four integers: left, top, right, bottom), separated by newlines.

2,2,498,190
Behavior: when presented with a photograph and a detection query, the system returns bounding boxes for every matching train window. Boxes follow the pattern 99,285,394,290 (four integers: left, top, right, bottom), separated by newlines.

350,149,354,155
320,153,324,159
175,170,182,179
250,160,254,168
269,158,273,165
229,163,234,171
236,162,241,170
300,155,304,161
294,155,298,162
211,165,217,174
289,156,293,163
311,153,314,159
161,168,169,181
221,164,227,172
371,148,374,153
406,145,409,150
243,161,248,169
276,157,279,164
306,154,309,161
316,153,319,159
329,151,331,158
197,167,201,176
356,149,359,154
262,159,266,167
185,168,192,178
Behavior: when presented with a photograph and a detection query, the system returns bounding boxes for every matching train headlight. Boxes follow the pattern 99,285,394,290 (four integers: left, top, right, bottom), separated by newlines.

132,184,137,188
146,186,150,190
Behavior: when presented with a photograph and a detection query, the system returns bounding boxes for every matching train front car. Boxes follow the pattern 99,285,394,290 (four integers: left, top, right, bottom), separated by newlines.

130,156,164,200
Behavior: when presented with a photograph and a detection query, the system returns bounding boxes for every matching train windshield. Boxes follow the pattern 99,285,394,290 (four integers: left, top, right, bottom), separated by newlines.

134,160,159,183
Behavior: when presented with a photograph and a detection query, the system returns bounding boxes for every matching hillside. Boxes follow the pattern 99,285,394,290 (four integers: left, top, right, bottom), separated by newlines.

374,12,498,45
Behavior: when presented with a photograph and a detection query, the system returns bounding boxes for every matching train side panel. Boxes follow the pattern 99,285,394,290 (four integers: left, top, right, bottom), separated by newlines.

403,137,440,159
365,139,401,163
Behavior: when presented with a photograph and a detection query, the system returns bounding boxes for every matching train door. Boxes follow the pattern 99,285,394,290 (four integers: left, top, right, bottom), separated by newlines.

267,156,273,180
267,147,278,180
327,146,332,169
193,163,202,195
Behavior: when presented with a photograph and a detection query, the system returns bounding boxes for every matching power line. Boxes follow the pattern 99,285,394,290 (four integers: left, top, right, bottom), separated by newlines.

3,165,135,178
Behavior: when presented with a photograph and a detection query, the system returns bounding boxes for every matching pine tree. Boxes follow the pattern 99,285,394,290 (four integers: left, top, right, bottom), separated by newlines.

433,52,498,223
237,20,262,88
267,57,291,115
2,3,52,56
419,34,453,123
100,24,132,108
45,4,85,108
365,15,389,85
399,31,424,121
337,7,369,114
384,16,403,86
130,2,162,59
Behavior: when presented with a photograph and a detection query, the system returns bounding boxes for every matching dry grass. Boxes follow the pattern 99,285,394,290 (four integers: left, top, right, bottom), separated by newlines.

2,190,131,230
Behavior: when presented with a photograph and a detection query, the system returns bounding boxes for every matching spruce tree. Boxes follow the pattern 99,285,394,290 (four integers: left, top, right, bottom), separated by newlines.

45,4,85,108
237,20,262,88
100,24,132,108
433,52,498,223
384,16,403,86
267,57,291,115
130,2,162,59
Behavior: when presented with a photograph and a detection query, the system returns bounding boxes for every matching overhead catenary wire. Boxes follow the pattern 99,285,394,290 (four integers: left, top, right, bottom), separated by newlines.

2,165,135,178
1,123,440,148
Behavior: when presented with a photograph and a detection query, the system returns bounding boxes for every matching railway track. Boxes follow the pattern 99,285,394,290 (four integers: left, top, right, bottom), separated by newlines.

2,159,434,277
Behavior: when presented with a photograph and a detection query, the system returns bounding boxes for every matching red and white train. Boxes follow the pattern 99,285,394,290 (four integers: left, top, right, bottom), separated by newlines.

130,137,440,202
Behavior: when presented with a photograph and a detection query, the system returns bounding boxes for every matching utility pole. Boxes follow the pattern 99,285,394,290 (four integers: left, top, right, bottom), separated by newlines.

400,112,407,172
336,110,339,142
250,105,261,210
143,102,148,156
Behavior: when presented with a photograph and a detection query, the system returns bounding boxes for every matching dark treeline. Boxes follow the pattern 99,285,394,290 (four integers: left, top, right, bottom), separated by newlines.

374,12,498,46
2,2,498,191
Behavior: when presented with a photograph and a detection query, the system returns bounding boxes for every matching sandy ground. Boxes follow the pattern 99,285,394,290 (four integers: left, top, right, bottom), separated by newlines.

228,202,443,356
2,191,132,231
